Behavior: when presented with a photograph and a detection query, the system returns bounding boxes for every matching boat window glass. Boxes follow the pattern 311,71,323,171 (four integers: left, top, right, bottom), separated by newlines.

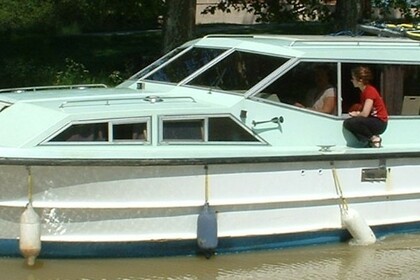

161,116,260,143
188,51,288,93
50,123,109,142
113,122,148,141
208,117,258,142
145,47,225,83
162,119,204,141
0,102,10,112
341,63,420,116
129,47,187,81
256,62,338,115
49,120,150,143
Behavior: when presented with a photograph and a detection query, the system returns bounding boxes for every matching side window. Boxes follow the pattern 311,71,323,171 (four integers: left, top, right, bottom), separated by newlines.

401,65,420,115
256,62,338,115
113,122,148,141
208,117,258,142
162,119,204,141
161,116,260,144
50,123,108,142
48,119,149,143
341,63,420,116
0,102,10,113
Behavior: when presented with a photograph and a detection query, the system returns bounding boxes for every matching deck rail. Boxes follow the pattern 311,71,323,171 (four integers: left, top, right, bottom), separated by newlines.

59,95,196,108
0,84,108,94
205,34,420,47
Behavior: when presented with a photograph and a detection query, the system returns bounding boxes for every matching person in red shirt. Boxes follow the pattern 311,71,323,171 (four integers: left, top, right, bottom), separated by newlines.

343,66,389,148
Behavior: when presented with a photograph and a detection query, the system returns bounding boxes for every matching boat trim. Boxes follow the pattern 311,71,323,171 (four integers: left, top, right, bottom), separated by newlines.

1,151,420,166
0,84,107,94
2,191,420,211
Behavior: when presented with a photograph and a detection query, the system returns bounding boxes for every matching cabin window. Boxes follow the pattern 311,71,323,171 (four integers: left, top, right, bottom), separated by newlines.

50,123,109,142
256,62,338,115
188,51,288,93
48,119,149,143
341,63,420,116
162,119,204,141
161,116,260,144
112,122,148,141
0,102,10,112
145,47,226,83
208,117,258,142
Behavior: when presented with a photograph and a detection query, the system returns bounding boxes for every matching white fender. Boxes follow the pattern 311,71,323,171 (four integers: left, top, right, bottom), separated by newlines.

19,203,41,266
342,208,376,245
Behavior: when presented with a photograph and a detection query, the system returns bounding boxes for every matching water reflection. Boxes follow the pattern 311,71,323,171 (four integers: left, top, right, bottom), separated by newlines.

1,234,420,280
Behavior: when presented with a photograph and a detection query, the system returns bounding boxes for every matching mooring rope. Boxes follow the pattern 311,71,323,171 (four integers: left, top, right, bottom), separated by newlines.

204,165,209,204
26,166,33,204
332,164,348,212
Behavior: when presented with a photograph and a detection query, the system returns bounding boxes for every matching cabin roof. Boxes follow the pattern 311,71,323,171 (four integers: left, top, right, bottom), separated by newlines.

0,86,232,148
191,34,420,62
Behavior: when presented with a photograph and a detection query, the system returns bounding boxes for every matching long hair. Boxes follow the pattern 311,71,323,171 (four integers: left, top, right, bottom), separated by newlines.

351,66,373,85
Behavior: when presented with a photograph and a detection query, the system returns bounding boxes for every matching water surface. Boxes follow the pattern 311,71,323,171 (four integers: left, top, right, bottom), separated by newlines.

1,234,420,280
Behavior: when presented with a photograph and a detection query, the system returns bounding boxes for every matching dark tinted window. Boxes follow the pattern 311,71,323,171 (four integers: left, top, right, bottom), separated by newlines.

161,117,259,143
208,117,258,142
51,123,108,142
163,119,204,141
113,123,147,140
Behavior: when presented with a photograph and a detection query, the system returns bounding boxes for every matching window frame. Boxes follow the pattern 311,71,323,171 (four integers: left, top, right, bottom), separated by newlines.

159,114,264,145
339,61,420,118
43,117,151,145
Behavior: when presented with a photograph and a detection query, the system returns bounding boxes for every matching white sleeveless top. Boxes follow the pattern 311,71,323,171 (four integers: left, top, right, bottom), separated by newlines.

312,87,336,114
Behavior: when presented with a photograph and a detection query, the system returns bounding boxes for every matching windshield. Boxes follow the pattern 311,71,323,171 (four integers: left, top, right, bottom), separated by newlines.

188,50,289,93
143,47,226,83
129,47,187,81
136,46,289,94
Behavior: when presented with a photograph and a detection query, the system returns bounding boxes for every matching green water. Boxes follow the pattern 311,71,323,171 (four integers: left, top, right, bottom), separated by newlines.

1,234,420,280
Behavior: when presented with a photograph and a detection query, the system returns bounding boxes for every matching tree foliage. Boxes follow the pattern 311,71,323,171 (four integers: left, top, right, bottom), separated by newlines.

202,0,333,23
202,0,419,27
0,0,55,33
372,0,419,20
0,0,165,34
1,0,418,88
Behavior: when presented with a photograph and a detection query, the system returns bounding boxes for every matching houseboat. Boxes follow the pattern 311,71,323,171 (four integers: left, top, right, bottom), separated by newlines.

0,34,419,263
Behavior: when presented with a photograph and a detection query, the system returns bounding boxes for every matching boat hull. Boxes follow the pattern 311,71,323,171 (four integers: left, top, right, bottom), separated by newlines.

1,154,420,258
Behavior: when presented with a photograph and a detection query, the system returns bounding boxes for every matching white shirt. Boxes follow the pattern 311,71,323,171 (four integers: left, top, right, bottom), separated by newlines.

312,87,336,114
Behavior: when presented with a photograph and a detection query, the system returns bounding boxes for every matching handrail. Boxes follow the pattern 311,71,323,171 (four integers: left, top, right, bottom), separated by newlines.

205,33,420,47
59,95,196,108
0,84,107,93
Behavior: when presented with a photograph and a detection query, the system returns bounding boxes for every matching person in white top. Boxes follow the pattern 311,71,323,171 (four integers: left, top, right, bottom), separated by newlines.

295,64,337,115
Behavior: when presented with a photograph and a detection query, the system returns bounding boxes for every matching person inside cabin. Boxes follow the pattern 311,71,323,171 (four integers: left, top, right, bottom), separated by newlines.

343,66,389,148
294,64,337,115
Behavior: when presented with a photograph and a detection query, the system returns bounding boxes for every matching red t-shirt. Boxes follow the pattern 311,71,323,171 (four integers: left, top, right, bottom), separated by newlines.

360,85,388,122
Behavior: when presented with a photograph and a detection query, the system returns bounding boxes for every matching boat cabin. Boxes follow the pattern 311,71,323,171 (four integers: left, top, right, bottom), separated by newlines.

0,35,419,151
124,35,420,117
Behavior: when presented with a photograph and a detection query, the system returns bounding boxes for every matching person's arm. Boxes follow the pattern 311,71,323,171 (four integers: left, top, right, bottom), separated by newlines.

349,99,373,117
317,96,336,114
294,102,305,108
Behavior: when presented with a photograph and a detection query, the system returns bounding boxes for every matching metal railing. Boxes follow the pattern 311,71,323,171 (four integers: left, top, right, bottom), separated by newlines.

0,84,107,94
59,95,196,108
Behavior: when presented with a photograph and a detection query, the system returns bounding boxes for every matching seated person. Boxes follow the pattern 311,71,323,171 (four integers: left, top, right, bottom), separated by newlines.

295,64,337,115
